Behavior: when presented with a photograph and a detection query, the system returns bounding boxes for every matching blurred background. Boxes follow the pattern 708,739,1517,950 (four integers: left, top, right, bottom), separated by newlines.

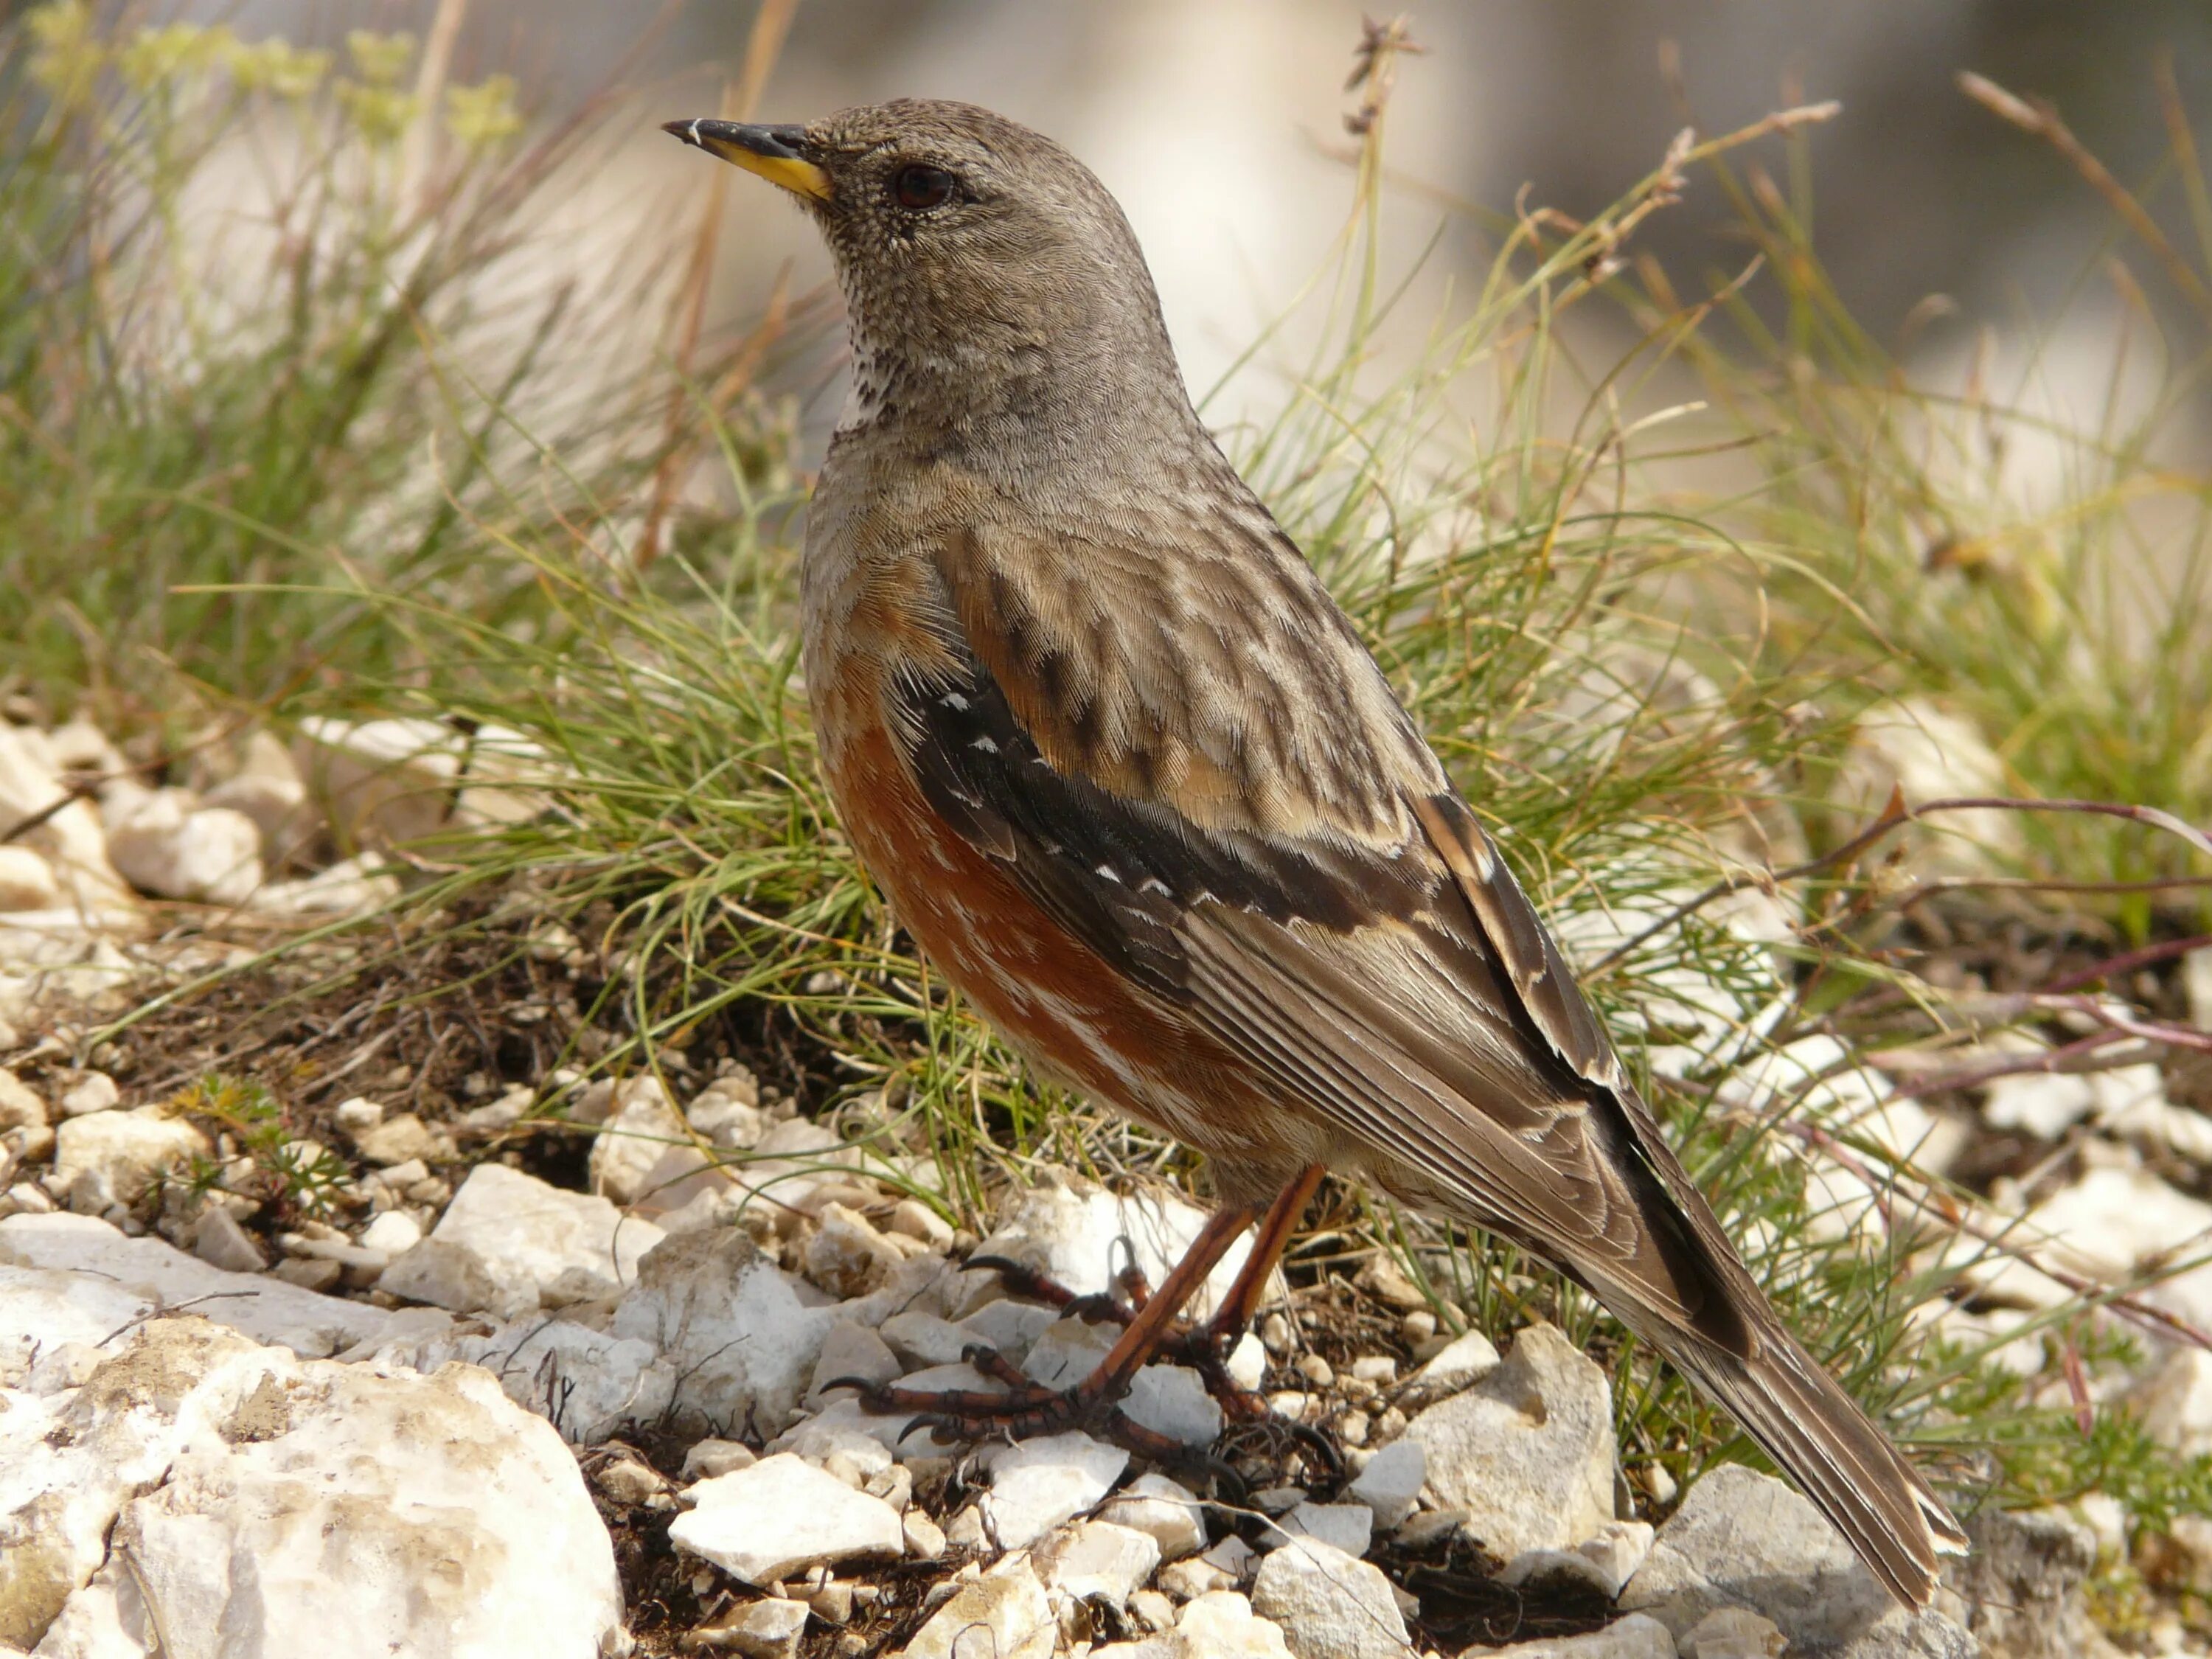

125,0,2212,432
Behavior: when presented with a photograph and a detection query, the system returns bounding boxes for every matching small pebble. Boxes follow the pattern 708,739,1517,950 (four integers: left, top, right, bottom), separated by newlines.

1259,1312,1294,1355
333,1096,385,1132
271,1256,342,1292
1295,1353,1333,1387
1348,1356,1397,1384
682,1440,758,1482
1128,1589,1177,1632
1399,1310,1436,1343
902,1511,947,1562
58,1071,120,1118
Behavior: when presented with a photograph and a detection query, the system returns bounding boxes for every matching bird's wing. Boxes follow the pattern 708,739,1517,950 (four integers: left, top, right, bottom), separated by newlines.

892,528,1755,1352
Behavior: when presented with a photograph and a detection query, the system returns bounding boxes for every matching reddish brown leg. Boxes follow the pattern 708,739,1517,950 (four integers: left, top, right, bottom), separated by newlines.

846,1166,1328,1450
852,1200,1261,1441
1167,1164,1326,1418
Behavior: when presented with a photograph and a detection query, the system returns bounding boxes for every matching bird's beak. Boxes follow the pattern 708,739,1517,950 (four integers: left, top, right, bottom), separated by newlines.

662,118,832,201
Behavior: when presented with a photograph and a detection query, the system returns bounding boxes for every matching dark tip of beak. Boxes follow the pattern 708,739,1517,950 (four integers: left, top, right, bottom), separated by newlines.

661,118,812,161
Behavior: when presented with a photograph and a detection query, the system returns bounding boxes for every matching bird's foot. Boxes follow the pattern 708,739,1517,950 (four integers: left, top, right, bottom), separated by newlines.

963,1253,1272,1422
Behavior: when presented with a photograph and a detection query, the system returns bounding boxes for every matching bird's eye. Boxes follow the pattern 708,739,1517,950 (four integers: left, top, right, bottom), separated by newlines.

891,164,956,210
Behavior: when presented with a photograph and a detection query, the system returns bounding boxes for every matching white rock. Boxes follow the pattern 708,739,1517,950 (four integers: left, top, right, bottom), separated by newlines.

204,731,314,865
1040,1519,1164,1610
401,1315,667,1444
1500,1521,1656,1602
682,1439,757,1482
803,1202,904,1298
0,1218,428,1360
1394,1326,1501,1409
901,1555,1057,1659
811,1319,902,1401
1406,1324,1615,1559
1124,1363,1222,1447
1617,1464,1891,1649
771,1413,895,1484
1346,1439,1424,1531
104,786,264,905
1834,699,2021,874
55,1071,117,1119
1941,1506,2111,1659
251,853,401,917
1249,1537,1411,1659
1677,1607,1787,1658
1098,1472,1209,1560
2132,1349,2212,1455
880,1309,974,1368
980,1430,1130,1548
1169,1589,1295,1659
697,1596,808,1659
1983,1071,2097,1139
902,1509,947,1561
0,847,59,913
0,724,133,908
350,1110,435,1166
358,1208,424,1256
291,717,473,846
192,1205,266,1273
1267,1502,1371,1559
49,1106,206,1212
0,1068,45,1133
609,1227,833,1438
1225,1331,1267,1391
1961,1166,2212,1329
687,1069,763,1139
1023,1311,1119,1388
11,1318,624,1659
669,1453,902,1586
969,1176,1259,1322
587,1077,686,1207
378,1163,664,1318
1458,1613,1677,1656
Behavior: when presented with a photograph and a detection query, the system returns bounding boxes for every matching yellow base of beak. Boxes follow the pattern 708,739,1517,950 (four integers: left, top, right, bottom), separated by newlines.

666,118,832,201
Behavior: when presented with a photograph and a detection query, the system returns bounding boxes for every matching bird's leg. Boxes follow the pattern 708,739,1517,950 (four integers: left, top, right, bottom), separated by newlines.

1164,1164,1326,1419
846,1200,1261,1444
844,1166,1328,1452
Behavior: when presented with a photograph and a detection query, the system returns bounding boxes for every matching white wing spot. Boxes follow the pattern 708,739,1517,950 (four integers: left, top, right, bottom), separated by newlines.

1095,864,1122,883
970,736,998,754
941,692,970,712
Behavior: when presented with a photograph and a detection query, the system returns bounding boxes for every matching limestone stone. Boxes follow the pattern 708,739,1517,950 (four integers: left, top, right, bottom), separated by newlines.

51,1107,207,1213
1406,1324,1615,1559
8,1318,624,1658
377,1163,664,1318
670,1455,902,1586
900,1557,1057,1659
1249,1537,1411,1659
1098,1472,1209,1561
1458,1615,1677,1656
979,1430,1130,1548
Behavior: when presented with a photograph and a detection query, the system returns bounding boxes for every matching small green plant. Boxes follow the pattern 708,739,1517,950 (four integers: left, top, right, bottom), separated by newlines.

174,1073,350,1222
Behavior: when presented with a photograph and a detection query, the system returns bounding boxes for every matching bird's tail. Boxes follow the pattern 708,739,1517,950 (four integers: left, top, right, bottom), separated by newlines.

1641,1302,1970,1607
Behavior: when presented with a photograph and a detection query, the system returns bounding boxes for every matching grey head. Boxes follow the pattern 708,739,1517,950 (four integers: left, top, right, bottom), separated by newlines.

664,100,1202,467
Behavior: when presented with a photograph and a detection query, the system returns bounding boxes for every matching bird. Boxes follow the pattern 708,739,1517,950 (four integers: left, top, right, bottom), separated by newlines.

665,98,1969,1606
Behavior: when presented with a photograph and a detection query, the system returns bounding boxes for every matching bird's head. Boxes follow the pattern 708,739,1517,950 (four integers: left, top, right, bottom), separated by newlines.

664,99,1186,440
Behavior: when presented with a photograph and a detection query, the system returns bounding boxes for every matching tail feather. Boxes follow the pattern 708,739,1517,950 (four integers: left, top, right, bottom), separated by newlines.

1647,1308,1969,1607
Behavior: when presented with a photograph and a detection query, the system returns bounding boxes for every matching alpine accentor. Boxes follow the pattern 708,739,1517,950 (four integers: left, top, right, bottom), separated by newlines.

667,99,1966,1604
